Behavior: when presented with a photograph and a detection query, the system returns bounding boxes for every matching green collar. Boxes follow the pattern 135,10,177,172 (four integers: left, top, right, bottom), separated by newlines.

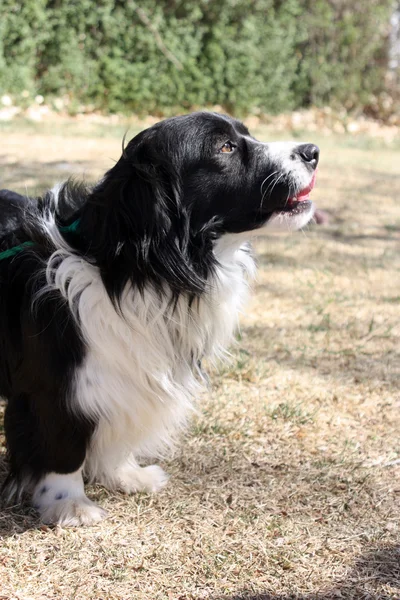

0,218,81,262
59,218,80,234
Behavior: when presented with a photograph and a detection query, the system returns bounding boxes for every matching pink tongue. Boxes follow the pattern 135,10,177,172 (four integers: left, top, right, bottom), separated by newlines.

297,172,317,201
298,189,310,201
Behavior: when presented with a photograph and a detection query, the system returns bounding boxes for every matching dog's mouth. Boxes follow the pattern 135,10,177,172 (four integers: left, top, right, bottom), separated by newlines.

274,173,317,216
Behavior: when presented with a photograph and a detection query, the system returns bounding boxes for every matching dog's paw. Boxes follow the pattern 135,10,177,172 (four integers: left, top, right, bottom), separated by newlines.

32,470,107,527
38,496,107,527
115,464,169,494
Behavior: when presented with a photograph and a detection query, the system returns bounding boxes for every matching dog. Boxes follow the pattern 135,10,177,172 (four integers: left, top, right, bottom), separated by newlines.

0,112,319,526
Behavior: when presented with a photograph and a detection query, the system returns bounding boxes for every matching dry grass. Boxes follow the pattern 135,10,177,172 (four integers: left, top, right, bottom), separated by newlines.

0,119,399,599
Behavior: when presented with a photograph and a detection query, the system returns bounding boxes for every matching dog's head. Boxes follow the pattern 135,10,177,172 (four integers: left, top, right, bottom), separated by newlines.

82,112,319,297
158,111,318,235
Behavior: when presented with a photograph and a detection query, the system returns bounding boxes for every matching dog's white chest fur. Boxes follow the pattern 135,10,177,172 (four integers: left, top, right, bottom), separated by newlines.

48,234,255,482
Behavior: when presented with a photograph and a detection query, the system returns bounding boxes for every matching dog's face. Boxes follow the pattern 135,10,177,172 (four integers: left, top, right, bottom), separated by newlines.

123,111,318,236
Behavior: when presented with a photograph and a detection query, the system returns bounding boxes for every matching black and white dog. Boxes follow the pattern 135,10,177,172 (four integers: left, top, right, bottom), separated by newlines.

0,112,319,526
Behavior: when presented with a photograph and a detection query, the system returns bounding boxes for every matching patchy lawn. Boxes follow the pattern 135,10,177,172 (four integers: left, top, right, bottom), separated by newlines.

0,119,399,600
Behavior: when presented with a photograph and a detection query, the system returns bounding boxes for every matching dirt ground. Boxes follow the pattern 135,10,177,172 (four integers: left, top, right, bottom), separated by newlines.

0,118,399,599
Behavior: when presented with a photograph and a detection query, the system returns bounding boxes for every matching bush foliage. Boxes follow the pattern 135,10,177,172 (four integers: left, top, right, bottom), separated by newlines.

0,0,395,115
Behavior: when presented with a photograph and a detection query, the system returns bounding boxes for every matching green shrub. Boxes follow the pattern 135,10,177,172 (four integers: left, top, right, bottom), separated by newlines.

0,0,395,115
294,0,393,109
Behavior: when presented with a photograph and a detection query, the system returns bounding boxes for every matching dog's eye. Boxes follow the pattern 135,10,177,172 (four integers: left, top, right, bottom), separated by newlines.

220,141,236,154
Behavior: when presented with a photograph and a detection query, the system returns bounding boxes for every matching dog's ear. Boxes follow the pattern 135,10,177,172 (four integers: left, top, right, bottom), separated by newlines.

82,138,208,303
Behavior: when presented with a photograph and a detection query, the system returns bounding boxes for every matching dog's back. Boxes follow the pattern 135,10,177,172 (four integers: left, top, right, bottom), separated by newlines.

0,190,31,246
0,190,30,397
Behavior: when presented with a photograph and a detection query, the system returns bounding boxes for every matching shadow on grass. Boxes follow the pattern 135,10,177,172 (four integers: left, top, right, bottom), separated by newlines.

218,543,400,599
241,322,400,393
257,227,400,273
306,223,400,247
319,227,400,245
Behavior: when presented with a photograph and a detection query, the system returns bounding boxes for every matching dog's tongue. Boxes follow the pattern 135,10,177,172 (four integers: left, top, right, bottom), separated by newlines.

297,172,317,201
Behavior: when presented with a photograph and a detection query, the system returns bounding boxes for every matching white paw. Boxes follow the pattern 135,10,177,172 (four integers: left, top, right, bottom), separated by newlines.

39,496,107,527
116,464,169,494
32,469,107,527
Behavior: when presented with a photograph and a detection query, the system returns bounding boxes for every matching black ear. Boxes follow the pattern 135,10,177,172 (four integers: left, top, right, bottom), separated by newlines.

80,141,213,304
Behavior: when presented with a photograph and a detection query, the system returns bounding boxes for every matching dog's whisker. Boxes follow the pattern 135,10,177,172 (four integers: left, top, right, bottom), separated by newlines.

260,170,279,195
268,172,284,198
260,172,282,208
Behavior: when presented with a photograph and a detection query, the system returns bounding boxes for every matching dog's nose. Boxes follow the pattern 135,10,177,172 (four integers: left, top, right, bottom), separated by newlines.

296,144,320,169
